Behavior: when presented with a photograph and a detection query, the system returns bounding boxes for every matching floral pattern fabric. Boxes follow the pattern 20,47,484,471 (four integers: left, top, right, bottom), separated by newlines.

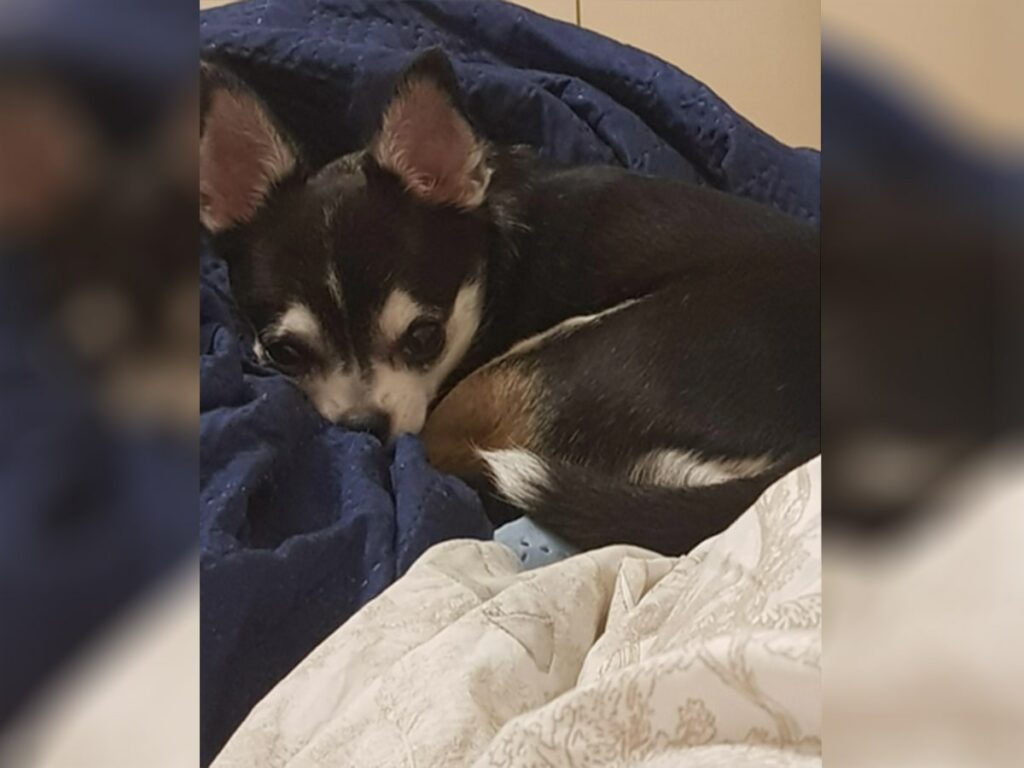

215,458,821,767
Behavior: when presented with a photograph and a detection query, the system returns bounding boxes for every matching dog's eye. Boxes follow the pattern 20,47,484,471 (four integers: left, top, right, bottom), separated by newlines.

264,339,308,374
401,319,445,365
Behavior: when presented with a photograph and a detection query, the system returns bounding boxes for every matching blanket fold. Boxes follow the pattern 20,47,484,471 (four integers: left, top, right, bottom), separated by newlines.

215,459,822,767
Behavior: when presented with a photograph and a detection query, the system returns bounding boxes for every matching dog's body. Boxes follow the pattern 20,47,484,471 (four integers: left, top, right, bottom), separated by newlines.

200,50,819,554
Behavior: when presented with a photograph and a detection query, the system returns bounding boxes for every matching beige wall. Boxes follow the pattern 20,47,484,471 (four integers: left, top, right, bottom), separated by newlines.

580,1,819,148
512,0,577,24
200,0,821,148
824,0,1024,153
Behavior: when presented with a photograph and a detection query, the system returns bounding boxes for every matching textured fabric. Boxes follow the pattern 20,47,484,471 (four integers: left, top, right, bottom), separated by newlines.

214,458,821,767
199,0,819,221
199,1,821,761
494,515,578,569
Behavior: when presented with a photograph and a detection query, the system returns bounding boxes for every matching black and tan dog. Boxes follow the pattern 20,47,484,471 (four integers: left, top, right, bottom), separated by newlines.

200,50,820,554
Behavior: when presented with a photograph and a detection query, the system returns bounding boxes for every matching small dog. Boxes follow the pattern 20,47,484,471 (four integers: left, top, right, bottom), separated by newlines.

200,50,820,553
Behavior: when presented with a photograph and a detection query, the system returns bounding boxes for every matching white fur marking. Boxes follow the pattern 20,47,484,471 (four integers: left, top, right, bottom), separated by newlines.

378,288,427,342
284,283,483,435
431,280,483,385
271,303,323,347
368,281,483,435
479,449,551,508
326,266,344,308
370,365,430,435
630,450,773,489
303,366,366,423
499,298,643,363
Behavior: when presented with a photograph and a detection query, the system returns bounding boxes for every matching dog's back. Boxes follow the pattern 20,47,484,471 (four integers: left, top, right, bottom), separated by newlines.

426,165,819,553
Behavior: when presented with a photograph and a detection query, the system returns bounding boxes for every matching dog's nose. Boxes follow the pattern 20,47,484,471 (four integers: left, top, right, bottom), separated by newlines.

340,410,391,443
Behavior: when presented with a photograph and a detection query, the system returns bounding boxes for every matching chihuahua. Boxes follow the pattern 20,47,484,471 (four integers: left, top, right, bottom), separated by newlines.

199,49,819,554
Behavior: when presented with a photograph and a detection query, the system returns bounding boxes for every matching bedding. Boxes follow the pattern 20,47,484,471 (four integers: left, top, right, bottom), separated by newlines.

213,458,821,767
199,0,821,761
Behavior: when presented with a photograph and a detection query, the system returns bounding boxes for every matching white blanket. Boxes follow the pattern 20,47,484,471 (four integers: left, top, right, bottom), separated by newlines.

215,458,821,767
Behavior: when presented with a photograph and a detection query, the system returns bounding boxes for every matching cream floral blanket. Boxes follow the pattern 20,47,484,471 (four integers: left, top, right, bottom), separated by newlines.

215,458,821,767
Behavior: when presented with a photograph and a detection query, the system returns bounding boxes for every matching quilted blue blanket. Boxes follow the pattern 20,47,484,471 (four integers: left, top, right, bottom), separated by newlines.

200,0,819,761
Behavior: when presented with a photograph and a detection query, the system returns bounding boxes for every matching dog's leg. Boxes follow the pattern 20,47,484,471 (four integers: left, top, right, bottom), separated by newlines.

424,358,767,551
421,359,545,527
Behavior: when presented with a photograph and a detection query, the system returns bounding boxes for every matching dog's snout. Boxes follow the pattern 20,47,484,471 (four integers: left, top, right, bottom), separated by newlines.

340,410,391,442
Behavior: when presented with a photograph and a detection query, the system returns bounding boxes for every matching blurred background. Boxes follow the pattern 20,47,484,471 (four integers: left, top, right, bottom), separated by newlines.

1,0,1021,765
823,1,1024,766
0,0,197,765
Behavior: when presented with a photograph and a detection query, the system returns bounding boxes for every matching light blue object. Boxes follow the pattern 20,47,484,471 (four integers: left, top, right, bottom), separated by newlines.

495,517,579,569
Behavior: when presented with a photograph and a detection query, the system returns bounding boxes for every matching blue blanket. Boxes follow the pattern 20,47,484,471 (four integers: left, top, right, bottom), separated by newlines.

200,0,820,762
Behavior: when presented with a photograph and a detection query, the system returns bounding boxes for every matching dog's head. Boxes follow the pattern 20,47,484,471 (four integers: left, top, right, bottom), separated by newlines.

200,50,494,440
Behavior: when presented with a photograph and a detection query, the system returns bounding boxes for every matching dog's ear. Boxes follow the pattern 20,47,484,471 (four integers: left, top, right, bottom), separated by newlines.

371,49,491,209
199,61,298,233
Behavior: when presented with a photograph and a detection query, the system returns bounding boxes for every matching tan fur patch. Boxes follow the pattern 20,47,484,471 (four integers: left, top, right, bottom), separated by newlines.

422,363,543,478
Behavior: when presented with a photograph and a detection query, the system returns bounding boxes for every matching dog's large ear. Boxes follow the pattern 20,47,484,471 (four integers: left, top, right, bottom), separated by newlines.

199,61,298,232
371,49,491,209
